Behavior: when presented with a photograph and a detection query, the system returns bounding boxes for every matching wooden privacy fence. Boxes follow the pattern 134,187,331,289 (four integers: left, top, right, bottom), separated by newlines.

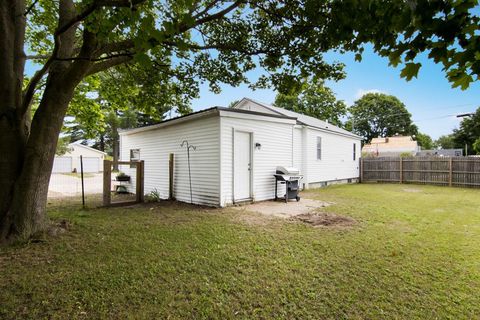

360,157,480,188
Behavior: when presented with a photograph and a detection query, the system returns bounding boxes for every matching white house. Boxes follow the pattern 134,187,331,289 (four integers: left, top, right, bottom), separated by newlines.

53,142,106,173
119,98,362,207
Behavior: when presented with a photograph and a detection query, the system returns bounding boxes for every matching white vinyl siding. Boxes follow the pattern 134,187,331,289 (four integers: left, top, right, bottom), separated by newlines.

82,157,100,173
120,116,220,206
305,128,361,184
292,126,303,174
234,100,279,115
60,144,105,173
52,157,72,173
220,115,295,206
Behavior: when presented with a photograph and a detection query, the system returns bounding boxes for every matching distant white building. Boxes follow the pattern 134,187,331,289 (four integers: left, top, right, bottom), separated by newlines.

416,149,463,157
119,98,362,207
52,142,106,173
362,136,420,157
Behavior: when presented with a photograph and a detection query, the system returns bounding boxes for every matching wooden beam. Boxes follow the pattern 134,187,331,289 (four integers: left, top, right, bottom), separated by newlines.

117,160,136,165
136,160,144,203
169,153,174,199
103,160,112,206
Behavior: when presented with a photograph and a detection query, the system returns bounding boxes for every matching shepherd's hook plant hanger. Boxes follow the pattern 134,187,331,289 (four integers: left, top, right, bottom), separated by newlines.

181,140,196,204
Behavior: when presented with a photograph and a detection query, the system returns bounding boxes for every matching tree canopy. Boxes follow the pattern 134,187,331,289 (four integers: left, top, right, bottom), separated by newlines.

347,93,418,143
273,78,347,127
435,134,457,150
452,107,480,155
415,132,434,150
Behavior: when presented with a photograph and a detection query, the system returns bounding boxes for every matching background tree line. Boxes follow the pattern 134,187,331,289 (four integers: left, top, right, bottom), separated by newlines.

272,79,479,153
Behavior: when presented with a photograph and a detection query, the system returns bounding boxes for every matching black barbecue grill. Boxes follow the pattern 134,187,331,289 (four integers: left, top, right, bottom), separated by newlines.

274,166,303,203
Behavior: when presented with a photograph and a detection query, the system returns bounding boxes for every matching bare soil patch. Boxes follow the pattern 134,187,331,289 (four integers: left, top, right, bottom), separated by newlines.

295,212,357,228
403,188,423,193
232,199,331,218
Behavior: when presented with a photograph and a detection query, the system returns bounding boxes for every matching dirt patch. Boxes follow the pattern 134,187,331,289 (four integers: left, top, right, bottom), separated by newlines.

403,188,423,193
232,199,331,218
295,212,357,228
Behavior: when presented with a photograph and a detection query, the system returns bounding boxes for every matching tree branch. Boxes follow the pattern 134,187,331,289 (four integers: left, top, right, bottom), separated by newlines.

55,0,147,39
191,0,221,20
26,54,49,60
24,0,40,16
192,0,244,27
97,39,135,56
86,55,133,76
22,0,243,114
163,40,270,56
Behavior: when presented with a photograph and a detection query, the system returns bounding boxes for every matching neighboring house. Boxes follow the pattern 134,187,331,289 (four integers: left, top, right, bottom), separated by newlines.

119,97,362,207
416,149,463,157
362,136,420,157
52,142,106,173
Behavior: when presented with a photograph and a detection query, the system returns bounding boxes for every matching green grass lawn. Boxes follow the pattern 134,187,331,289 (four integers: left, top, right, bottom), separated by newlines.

1,184,480,319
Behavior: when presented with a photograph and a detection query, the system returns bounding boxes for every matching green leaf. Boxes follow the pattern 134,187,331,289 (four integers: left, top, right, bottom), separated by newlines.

354,53,362,62
134,52,151,68
452,73,473,90
388,50,402,67
400,63,421,81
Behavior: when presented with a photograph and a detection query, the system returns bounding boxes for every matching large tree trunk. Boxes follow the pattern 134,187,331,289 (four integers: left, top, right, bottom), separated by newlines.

0,68,83,241
0,0,96,242
0,0,28,241
5,78,77,240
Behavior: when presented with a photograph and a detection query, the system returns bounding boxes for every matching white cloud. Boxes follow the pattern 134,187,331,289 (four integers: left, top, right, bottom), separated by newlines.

355,88,387,100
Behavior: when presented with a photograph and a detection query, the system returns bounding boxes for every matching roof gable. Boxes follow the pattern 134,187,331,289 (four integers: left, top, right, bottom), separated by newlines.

69,143,107,155
234,98,361,139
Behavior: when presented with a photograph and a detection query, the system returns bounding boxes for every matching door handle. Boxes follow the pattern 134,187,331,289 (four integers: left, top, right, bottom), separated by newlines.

248,163,251,171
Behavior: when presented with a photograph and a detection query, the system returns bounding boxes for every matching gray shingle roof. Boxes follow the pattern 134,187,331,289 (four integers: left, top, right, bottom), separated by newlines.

240,98,361,139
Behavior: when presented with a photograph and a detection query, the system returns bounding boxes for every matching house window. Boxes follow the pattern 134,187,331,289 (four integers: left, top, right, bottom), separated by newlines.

316,137,322,160
130,149,140,168
353,143,356,161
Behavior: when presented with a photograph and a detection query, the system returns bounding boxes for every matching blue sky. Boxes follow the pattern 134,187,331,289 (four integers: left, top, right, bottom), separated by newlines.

191,45,480,140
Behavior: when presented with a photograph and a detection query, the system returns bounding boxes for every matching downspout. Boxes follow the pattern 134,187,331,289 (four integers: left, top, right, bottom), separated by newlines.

291,125,294,166
301,125,309,190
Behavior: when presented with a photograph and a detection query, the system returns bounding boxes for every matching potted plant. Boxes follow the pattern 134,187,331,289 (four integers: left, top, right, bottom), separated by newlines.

116,172,131,182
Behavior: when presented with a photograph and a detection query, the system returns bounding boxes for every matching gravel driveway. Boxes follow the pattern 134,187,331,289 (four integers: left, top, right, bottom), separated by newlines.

48,173,103,198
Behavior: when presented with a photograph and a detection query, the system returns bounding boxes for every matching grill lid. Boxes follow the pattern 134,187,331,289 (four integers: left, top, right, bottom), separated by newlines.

276,166,300,175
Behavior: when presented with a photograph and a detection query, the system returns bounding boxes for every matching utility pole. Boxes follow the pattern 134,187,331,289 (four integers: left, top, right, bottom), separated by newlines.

456,112,475,156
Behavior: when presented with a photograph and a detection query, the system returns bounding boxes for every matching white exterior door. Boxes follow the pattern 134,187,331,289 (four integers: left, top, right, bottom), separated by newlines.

82,157,99,173
234,131,252,201
52,157,72,173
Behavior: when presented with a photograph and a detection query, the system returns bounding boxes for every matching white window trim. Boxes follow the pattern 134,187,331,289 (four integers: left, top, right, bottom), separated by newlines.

316,136,322,160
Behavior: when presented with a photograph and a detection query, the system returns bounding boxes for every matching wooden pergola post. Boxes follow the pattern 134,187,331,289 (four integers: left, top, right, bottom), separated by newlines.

169,153,174,199
103,160,112,206
136,160,144,203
